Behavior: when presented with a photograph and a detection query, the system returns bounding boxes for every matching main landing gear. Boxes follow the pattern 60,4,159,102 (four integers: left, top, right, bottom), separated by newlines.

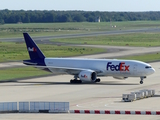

70,79,82,84
70,76,101,84
140,76,146,84
70,75,82,84
95,78,101,83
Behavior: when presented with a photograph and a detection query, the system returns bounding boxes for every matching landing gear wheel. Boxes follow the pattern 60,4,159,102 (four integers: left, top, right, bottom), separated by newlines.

140,76,145,84
70,79,82,84
140,81,143,84
78,80,82,83
70,80,74,83
95,78,101,83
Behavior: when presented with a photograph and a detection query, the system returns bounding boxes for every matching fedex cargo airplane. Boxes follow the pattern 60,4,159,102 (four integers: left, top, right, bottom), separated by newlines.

23,33,155,84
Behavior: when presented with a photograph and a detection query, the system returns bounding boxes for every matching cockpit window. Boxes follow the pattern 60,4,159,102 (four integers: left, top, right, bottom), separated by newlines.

145,66,152,69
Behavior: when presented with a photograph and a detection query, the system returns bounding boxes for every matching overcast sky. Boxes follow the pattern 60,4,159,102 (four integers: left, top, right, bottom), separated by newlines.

1,0,160,12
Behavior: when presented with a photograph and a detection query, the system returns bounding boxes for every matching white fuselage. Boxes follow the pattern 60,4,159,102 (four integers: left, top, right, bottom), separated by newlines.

44,58,155,77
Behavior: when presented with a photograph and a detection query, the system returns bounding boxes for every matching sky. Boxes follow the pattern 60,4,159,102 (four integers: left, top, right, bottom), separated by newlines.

1,0,160,12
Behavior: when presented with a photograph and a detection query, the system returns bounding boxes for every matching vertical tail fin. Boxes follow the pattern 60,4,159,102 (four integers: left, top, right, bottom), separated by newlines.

23,33,46,66
23,33,45,60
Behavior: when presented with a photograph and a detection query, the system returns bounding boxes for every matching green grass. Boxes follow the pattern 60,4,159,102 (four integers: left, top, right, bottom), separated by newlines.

51,32,160,47
119,52,160,62
0,21,160,38
0,67,51,81
0,42,106,62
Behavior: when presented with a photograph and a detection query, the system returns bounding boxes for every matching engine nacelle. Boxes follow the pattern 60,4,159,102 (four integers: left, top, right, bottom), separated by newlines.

79,70,97,82
113,76,128,80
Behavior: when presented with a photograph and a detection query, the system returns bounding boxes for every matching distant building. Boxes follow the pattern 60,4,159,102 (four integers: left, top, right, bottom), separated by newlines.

95,16,100,22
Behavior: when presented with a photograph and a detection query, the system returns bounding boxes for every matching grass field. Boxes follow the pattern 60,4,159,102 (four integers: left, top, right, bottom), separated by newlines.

119,52,160,62
0,21,160,38
0,42,106,62
0,67,51,81
51,32,160,47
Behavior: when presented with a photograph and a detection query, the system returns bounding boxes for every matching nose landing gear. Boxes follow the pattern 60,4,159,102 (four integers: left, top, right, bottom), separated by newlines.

140,80,143,84
140,76,146,84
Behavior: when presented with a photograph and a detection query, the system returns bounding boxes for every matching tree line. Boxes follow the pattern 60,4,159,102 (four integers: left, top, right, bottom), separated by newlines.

0,9,160,24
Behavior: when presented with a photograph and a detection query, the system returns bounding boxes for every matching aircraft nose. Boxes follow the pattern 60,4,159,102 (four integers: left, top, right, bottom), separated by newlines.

150,68,155,74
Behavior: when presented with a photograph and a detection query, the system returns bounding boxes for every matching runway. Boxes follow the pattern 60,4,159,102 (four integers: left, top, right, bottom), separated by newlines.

1,28,160,42
0,62,160,119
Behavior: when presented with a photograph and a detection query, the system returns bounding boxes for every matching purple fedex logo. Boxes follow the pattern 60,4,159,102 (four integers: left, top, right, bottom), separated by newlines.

28,47,37,52
107,62,130,71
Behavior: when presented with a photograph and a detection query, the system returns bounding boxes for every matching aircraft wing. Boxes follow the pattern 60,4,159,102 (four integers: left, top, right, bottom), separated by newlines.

34,65,103,75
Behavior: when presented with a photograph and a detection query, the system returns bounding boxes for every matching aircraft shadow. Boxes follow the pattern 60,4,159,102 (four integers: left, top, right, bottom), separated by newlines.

0,81,139,86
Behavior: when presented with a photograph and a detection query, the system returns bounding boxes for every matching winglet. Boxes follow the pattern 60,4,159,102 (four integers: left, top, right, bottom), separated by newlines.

23,33,45,60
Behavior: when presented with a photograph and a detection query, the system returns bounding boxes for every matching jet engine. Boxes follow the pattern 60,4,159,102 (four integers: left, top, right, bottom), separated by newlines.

79,70,97,82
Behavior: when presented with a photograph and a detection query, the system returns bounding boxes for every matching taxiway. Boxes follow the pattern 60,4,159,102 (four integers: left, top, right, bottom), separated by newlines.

0,62,159,119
